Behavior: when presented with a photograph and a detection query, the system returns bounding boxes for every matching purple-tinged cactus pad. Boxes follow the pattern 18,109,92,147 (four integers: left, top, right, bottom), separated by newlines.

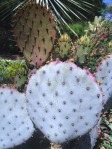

13,2,57,68
26,62,103,144
0,87,34,149
95,55,112,104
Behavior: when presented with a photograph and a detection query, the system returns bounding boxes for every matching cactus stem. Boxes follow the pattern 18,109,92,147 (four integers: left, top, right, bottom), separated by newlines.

50,143,62,149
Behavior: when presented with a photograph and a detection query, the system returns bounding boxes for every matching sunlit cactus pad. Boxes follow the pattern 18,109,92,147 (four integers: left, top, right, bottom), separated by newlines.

0,87,34,149
58,33,72,58
26,61,103,144
73,45,91,65
95,55,112,104
13,2,57,67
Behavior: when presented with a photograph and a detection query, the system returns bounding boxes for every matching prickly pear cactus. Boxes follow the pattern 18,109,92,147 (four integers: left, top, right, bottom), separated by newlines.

73,17,112,73
12,2,57,68
26,61,103,144
75,35,92,47
69,118,101,149
72,45,91,66
87,16,103,32
0,86,34,149
53,33,72,60
95,55,112,104
89,118,101,148
73,42,112,73
14,74,27,89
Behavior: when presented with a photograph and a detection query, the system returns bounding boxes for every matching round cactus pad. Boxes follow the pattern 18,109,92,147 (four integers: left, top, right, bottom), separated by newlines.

26,62,103,144
0,87,34,149
95,55,112,104
13,2,57,67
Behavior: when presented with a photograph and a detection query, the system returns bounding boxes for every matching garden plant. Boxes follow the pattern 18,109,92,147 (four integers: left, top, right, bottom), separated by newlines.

0,0,112,149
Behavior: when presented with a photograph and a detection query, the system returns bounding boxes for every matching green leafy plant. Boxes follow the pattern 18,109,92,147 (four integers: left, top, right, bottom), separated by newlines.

0,58,28,88
65,22,88,37
95,109,112,149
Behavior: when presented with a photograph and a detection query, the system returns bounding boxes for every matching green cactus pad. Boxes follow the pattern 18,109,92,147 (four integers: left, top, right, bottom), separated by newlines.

58,33,72,58
14,74,27,89
53,33,72,60
73,45,91,65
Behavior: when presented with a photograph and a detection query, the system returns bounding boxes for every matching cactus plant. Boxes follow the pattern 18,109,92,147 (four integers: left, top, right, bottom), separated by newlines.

53,33,72,60
0,86,34,149
73,18,112,73
12,2,57,68
75,35,92,47
0,58,28,87
26,61,103,148
86,16,104,32
89,118,101,148
14,74,27,90
95,55,112,104
74,55,112,149
72,45,91,66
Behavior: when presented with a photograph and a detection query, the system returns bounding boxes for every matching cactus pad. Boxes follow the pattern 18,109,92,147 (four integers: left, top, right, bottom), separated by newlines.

26,61,103,144
0,87,34,149
14,74,27,89
72,118,101,149
13,2,57,67
73,45,91,65
95,55,112,104
52,33,72,61
57,33,72,59
89,118,101,148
